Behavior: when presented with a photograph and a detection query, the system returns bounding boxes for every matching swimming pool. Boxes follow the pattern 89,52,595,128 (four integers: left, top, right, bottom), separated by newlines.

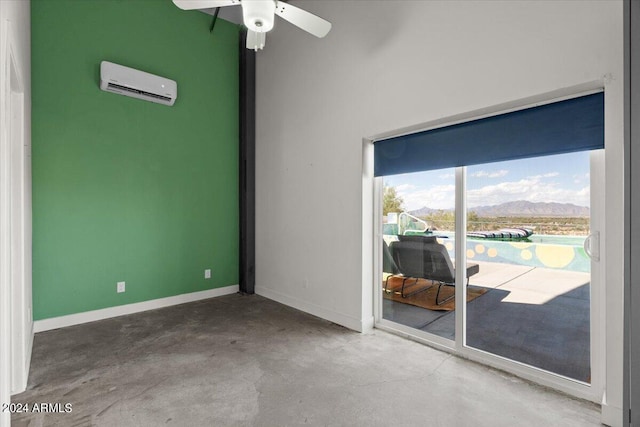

383,230,590,273
416,231,587,246
523,235,586,246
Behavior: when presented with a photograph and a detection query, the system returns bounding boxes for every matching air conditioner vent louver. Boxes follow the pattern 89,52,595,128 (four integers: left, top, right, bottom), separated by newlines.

100,61,177,106
106,83,172,102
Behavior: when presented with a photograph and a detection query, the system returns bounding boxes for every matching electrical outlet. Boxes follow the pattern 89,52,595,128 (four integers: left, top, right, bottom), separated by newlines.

204,269,211,279
117,281,126,293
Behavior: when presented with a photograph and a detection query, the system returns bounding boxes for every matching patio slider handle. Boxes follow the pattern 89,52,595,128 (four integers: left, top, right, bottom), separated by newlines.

583,231,600,262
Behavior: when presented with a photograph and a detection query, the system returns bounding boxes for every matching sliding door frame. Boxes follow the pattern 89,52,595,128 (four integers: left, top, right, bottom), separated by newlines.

370,84,605,403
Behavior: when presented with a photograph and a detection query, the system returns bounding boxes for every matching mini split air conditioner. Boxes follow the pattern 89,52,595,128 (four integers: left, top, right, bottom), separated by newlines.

100,61,177,106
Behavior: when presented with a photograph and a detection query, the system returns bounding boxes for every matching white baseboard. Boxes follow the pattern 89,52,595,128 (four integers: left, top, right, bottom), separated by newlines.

601,403,622,427
34,285,239,333
255,286,369,332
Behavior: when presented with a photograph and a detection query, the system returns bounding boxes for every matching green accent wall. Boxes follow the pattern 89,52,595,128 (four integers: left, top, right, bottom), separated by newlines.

31,0,239,320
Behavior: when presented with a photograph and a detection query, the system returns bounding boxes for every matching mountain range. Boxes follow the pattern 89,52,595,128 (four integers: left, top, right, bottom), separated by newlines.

409,200,590,217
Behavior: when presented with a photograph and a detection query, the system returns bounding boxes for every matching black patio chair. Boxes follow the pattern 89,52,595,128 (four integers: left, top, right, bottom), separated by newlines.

388,235,479,304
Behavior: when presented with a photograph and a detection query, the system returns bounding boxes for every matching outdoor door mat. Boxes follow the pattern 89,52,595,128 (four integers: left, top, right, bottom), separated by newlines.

383,276,488,311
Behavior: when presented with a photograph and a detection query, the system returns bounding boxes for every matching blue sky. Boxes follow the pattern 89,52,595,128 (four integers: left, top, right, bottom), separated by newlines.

383,151,592,211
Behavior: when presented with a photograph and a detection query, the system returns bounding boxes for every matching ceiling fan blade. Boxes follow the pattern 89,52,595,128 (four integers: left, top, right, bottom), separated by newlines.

246,30,266,51
274,1,331,38
172,0,238,11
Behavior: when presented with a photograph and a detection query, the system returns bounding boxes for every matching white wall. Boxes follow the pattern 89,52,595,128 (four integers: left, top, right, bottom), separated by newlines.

255,0,623,424
0,1,32,425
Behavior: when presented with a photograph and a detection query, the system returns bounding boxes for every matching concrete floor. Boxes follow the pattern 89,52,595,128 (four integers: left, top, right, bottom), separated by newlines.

13,294,600,426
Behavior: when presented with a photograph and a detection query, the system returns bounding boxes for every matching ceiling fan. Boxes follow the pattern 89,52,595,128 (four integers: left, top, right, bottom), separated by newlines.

173,0,332,51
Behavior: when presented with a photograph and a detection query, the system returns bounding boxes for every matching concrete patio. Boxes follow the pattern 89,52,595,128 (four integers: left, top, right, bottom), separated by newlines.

383,261,591,382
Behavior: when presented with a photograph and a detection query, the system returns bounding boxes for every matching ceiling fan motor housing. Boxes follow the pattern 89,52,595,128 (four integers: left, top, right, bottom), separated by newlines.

242,0,276,33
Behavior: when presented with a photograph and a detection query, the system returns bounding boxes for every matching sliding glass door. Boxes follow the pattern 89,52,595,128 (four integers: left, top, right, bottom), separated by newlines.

381,168,458,341
373,91,604,393
463,152,594,383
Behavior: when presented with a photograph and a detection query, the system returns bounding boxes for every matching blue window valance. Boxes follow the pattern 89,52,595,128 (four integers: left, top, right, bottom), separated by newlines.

374,92,604,177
